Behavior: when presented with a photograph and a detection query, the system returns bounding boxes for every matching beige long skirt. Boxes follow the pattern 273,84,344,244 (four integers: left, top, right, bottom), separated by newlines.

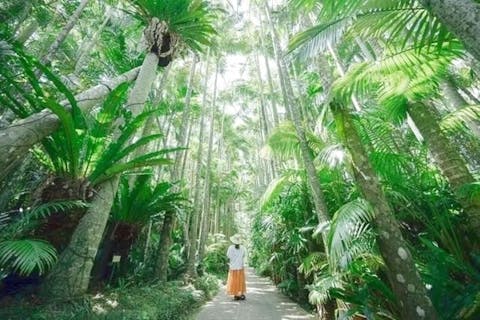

226,268,246,296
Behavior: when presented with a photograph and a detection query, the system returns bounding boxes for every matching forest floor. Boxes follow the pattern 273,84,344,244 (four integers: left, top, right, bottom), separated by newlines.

195,268,316,320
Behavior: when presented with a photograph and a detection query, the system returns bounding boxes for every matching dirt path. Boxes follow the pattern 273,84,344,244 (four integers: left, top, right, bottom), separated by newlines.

195,268,316,320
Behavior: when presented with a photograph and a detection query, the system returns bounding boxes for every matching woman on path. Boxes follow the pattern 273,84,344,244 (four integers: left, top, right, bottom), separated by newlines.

226,234,246,300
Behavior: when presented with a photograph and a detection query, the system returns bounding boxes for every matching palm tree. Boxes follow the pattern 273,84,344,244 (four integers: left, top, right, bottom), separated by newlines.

330,101,438,320
42,0,216,299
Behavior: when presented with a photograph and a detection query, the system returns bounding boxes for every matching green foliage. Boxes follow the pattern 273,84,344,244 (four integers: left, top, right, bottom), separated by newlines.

130,0,217,52
0,280,216,320
0,201,85,276
112,173,184,224
202,234,229,277
0,240,56,276
194,273,220,299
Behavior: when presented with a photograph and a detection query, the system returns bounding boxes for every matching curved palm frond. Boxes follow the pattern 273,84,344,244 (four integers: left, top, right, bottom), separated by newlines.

328,198,375,268
268,121,324,159
332,40,462,103
0,239,57,276
306,272,344,305
440,105,480,134
260,173,295,211
315,143,346,169
289,0,455,60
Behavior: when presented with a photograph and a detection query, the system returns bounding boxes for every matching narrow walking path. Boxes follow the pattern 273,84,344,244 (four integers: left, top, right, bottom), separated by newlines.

196,268,316,320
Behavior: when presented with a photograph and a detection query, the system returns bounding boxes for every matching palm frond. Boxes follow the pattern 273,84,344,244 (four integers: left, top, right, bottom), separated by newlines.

260,173,294,211
0,240,57,276
131,0,217,52
315,144,346,169
306,272,343,305
268,121,323,159
440,105,480,134
328,198,375,268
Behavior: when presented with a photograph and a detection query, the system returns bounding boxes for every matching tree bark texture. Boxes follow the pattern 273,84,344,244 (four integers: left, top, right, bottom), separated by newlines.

332,102,438,320
42,176,120,298
419,0,480,62
0,67,140,181
186,59,211,279
155,210,175,282
408,102,480,233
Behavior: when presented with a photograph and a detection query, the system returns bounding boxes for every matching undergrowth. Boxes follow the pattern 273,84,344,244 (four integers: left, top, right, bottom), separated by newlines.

0,274,220,320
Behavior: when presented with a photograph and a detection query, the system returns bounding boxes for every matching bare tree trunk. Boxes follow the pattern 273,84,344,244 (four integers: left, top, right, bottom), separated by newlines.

198,61,219,264
186,57,211,279
263,4,292,120
74,8,112,74
15,20,39,44
155,55,198,281
37,0,90,77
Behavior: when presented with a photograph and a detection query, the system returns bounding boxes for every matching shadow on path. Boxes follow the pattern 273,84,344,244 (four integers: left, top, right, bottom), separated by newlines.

195,268,316,320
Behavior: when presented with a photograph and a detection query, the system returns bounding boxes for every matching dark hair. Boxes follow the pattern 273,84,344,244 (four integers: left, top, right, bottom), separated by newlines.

235,244,240,249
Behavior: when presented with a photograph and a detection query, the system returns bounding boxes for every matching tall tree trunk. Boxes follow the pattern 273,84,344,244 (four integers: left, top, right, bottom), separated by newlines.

15,20,39,44
198,61,219,264
155,210,175,282
263,4,292,120
74,9,112,74
407,102,480,234
258,20,280,126
419,0,480,61
155,55,198,281
42,51,160,299
36,0,90,77
331,102,438,320
186,58,211,279
0,67,140,181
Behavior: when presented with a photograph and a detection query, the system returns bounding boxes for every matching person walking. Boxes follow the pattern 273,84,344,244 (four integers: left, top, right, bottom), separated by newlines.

226,234,246,300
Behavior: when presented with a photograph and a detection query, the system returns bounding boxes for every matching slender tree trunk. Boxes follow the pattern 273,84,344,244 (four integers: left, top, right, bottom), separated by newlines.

186,58,211,279
263,4,292,120
198,61,219,264
74,9,112,74
419,0,480,61
258,22,280,126
155,55,198,281
155,210,175,282
42,50,160,299
0,67,140,181
407,102,480,234
37,0,90,77
331,102,438,320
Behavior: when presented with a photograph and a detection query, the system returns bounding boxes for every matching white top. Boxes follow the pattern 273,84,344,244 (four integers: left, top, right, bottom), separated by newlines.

227,245,246,270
